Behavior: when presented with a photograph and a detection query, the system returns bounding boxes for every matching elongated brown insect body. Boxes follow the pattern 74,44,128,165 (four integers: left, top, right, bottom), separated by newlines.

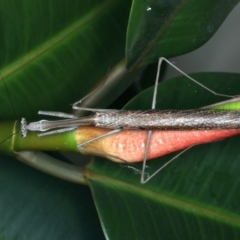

93,109,240,130
27,109,240,134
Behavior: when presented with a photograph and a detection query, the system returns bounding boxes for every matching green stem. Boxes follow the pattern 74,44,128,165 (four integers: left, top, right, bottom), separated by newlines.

0,120,79,154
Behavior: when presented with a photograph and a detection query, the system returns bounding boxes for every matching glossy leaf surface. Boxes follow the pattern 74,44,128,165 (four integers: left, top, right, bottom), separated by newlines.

0,0,239,239
0,155,104,239
87,73,240,239
126,0,240,67
0,0,132,239
0,0,131,121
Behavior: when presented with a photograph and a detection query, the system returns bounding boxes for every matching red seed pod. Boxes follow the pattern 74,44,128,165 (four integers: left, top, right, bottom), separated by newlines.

75,126,240,162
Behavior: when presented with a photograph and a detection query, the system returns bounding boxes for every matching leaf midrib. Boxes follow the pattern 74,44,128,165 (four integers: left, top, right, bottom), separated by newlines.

0,0,115,80
87,170,240,228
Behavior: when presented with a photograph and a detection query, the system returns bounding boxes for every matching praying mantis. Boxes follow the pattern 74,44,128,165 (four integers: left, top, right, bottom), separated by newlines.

13,57,240,184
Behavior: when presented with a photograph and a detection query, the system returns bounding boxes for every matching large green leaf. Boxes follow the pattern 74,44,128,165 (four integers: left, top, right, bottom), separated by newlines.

87,73,240,239
0,154,104,240
0,1,239,239
0,0,132,121
126,0,240,67
0,0,132,239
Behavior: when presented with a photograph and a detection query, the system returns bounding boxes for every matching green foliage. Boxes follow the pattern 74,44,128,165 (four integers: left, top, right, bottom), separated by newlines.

126,0,239,67
0,0,240,239
88,73,240,239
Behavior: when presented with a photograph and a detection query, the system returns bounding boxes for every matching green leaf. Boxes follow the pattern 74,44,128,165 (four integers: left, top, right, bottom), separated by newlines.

87,73,240,239
0,0,239,239
126,0,240,67
0,0,131,121
0,154,104,240
0,0,132,238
